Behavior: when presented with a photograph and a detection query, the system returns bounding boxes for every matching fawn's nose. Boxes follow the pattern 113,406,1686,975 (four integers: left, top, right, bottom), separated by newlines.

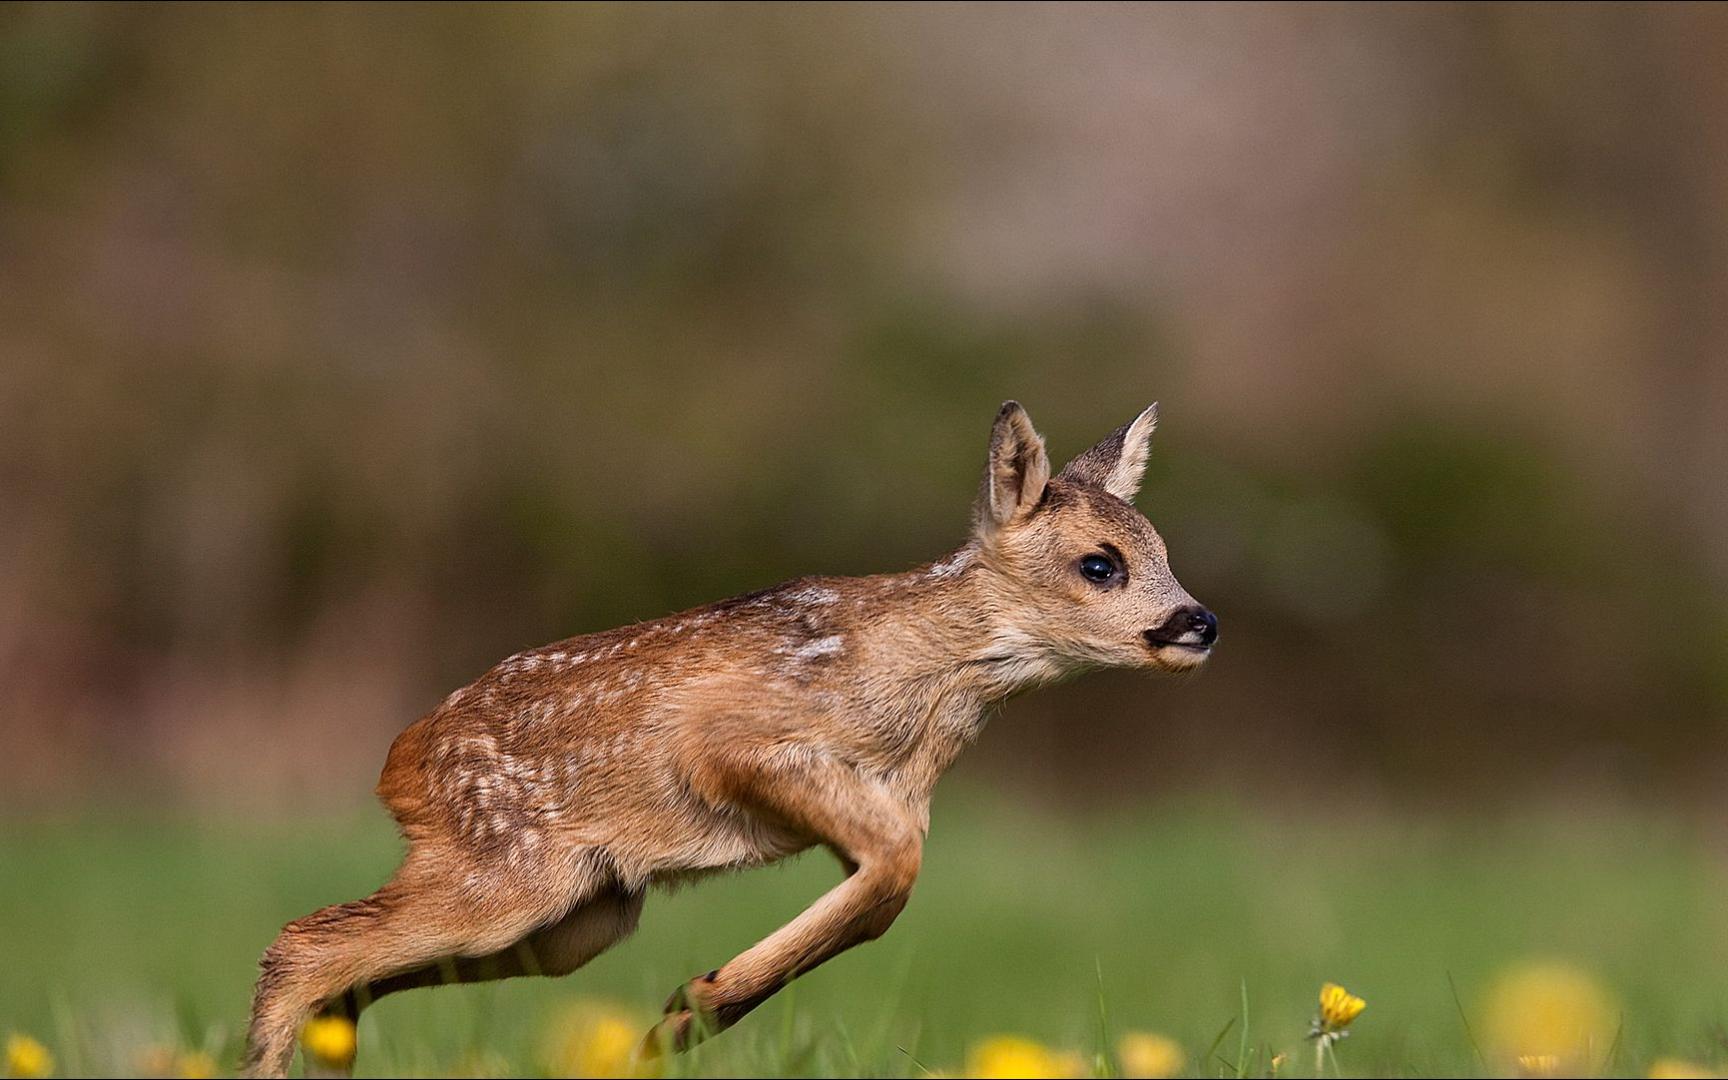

1186,607,1219,646
1147,605,1218,648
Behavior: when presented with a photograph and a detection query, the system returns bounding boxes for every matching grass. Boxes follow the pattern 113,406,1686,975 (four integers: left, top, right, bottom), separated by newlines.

3,793,1727,1076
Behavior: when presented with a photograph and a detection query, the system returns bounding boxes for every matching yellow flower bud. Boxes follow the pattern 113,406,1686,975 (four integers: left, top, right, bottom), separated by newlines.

1483,962,1615,1076
1117,1031,1185,1079
1317,982,1367,1031
300,1015,357,1070
5,1035,52,1080
965,1035,1085,1079
542,1001,653,1079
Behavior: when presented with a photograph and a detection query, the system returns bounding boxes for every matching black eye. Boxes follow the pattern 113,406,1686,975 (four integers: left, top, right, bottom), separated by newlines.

1078,553,1116,583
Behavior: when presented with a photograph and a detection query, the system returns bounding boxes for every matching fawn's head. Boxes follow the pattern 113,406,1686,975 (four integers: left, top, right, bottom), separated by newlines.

972,401,1216,674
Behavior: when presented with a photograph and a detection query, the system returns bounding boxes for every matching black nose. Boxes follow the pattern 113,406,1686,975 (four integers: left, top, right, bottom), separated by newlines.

1148,605,1218,648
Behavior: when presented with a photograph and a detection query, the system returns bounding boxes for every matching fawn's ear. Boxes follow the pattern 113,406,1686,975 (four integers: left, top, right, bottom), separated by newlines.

1056,403,1158,502
977,401,1050,534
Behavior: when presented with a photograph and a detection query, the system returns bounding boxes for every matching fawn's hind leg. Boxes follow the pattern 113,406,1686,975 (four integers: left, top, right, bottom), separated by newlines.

321,886,646,1020
243,851,610,1079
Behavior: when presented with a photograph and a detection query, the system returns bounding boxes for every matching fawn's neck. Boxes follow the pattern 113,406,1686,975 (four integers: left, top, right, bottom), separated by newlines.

849,544,1072,789
910,542,1071,698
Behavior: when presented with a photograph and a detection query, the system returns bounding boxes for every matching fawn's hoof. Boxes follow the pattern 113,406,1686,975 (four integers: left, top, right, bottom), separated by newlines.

640,1009,696,1057
644,972,723,1055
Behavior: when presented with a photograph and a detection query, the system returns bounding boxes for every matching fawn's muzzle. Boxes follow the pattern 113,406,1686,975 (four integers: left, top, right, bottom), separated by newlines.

1145,605,1218,650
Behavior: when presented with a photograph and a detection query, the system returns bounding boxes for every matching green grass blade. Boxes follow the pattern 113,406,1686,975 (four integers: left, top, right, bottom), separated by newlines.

1235,979,1251,1079
1446,970,1487,1072
1204,1015,1238,1074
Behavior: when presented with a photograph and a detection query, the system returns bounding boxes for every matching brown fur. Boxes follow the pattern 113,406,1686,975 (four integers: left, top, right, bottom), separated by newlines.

242,401,1215,1077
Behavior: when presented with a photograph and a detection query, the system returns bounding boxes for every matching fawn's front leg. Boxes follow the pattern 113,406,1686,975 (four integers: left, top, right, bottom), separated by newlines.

645,752,923,1052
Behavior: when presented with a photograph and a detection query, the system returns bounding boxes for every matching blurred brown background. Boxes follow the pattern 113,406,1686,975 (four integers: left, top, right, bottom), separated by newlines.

3,2,1725,814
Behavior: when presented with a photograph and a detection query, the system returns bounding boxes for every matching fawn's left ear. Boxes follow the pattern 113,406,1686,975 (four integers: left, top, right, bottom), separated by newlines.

977,400,1050,534
1056,403,1158,502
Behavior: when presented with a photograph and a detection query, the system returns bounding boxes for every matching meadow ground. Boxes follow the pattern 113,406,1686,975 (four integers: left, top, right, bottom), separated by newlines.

3,793,1726,1077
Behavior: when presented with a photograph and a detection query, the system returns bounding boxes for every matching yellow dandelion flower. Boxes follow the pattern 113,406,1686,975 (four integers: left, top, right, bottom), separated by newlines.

1317,982,1367,1032
964,1035,1085,1079
1309,982,1367,1072
1648,1060,1720,1080
175,1050,217,1079
300,1015,357,1071
1116,1031,1185,1079
1517,1054,1561,1078
5,1035,52,1079
1270,1051,1288,1076
543,1001,652,1079
1483,962,1615,1075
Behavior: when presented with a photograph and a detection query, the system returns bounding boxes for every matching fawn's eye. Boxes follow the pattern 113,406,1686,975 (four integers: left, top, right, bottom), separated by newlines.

1078,553,1117,583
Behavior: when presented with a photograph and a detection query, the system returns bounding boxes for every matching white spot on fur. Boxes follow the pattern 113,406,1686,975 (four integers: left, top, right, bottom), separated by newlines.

783,585,840,606
792,635,845,662
928,549,974,578
455,732,499,756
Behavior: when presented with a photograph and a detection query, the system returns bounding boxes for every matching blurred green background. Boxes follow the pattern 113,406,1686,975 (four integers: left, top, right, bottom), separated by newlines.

3,3,1728,1075
4,3,1727,810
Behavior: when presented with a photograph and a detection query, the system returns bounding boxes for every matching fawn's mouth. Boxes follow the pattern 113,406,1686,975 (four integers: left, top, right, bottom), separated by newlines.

1142,638,1211,672
1143,636,1210,654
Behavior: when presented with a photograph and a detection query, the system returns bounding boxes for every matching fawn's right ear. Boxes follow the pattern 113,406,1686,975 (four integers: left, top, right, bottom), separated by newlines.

976,401,1050,536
